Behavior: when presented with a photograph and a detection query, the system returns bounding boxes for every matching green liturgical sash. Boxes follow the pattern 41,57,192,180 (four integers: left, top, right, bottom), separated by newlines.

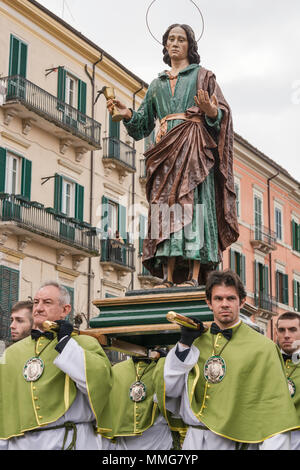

99,359,161,439
0,335,112,439
284,358,300,421
186,322,300,443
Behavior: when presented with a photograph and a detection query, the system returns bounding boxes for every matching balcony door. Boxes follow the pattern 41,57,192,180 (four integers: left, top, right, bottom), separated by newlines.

254,261,269,308
109,115,120,158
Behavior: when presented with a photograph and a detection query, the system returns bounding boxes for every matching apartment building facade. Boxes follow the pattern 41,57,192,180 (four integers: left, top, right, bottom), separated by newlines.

0,0,299,343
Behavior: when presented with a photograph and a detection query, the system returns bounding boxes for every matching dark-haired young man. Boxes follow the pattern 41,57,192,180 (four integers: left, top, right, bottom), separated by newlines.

276,312,300,449
163,270,299,449
107,24,238,287
10,301,33,342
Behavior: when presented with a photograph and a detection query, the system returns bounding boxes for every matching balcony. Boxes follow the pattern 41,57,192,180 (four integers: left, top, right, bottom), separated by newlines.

254,292,278,318
102,137,136,182
0,75,101,152
250,225,277,254
0,193,100,257
100,238,135,279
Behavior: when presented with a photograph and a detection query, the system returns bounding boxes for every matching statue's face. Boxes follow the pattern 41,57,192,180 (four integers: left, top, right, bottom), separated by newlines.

165,26,189,63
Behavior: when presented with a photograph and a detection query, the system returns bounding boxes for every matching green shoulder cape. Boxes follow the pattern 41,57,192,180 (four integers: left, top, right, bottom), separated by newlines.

153,358,187,433
186,322,300,443
284,358,300,421
0,334,112,439
98,359,161,439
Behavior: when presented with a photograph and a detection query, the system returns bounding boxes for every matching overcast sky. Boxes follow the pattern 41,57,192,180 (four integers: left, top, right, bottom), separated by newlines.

38,0,300,178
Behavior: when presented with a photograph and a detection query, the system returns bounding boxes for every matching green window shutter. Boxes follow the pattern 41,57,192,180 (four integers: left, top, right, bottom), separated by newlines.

275,271,280,302
0,265,19,341
57,67,66,110
263,265,269,296
241,254,246,285
19,42,27,78
283,274,289,305
9,35,27,77
254,261,259,297
118,203,127,242
54,173,63,212
109,114,120,139
293,280,298,311
101,195,109,237
9,36,20,75
78,80,87,115
21,157,32,200
297,224,300,253
292,220,296,251
0,148,7,193
75,184,84,221
139,214,147,255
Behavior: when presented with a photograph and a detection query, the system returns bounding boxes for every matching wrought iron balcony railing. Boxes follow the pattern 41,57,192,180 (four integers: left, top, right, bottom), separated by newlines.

0,193,100,255
254,292,278,313
250,225,277,252
0,75,101,148
100,238,135,271
103,137,136,171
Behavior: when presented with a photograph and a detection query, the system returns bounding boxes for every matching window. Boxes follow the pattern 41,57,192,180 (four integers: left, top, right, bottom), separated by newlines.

57,67,86,119
275,207,283,241
0,147,31,199
54,174,84,221
5,153,21,194
254,195,263,239
292,220,300,253
65,74,77,108
229,249,246,284
0,265,19,342
62,179,75,217
293,280,300,312
101,196,127,241
276,271,289,305
9,35,27,78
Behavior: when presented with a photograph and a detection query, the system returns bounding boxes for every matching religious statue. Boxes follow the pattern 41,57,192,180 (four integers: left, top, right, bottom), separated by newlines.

107,23,239,287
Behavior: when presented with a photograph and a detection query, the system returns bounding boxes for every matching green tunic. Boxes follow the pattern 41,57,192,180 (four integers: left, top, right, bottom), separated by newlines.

185,322,300,442
124,64,221,266
0,334,112,439
284,358,300,421
98,358,186,440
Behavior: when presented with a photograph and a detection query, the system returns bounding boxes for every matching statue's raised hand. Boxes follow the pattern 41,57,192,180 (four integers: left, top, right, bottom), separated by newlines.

107,99,132,121
194,90,218,120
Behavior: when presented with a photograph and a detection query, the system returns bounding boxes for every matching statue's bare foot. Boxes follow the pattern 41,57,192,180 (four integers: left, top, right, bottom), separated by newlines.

176,279,199,288
154,281,174,289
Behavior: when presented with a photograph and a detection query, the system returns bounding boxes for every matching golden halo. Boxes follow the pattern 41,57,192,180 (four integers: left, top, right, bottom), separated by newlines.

146,0,205,45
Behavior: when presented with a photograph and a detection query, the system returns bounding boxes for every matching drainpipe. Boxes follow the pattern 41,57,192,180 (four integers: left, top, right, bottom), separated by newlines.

84,53,103,324
130,81,144,291
267,171,279,339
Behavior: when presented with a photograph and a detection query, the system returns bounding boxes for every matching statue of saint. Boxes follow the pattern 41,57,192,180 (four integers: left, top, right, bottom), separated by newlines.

107,24,239,287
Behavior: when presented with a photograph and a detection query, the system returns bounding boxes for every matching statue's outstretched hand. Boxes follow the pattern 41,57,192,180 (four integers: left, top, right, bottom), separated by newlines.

107,99,132,121
194,90,218,120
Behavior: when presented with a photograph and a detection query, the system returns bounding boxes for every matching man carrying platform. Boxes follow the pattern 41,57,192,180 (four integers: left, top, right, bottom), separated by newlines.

0,281,112,450
100,351,186,450
276,311,300,450
163,270,300,449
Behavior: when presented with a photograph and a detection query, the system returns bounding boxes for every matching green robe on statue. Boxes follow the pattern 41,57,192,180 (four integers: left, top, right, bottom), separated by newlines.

124,64,238,283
